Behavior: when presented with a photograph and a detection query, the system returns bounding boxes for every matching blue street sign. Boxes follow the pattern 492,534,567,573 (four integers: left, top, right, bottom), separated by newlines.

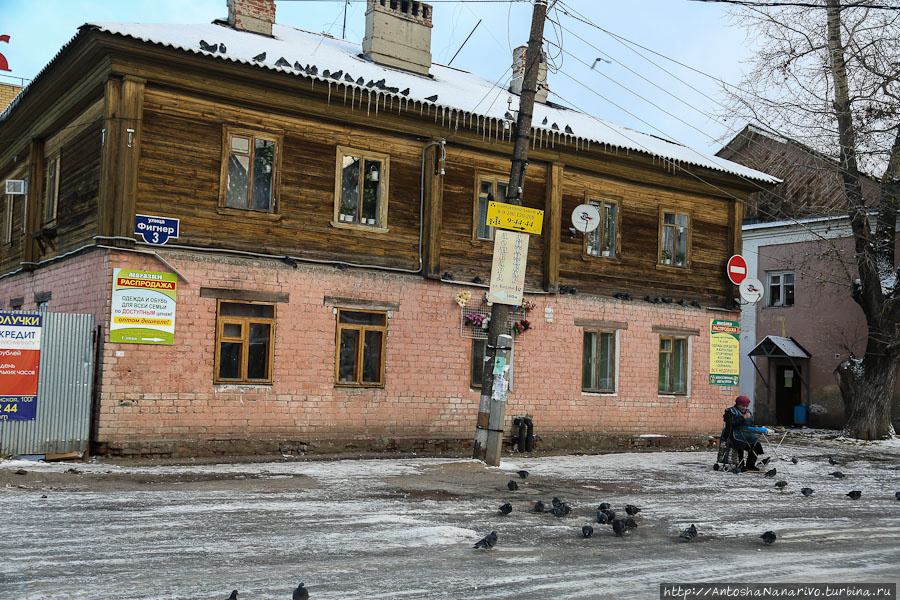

135,214,180,245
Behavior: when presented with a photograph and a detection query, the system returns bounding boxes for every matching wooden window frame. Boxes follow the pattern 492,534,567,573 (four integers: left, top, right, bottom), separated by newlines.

218,125,283,214
3,195,11,244
582,329,617,393
334,308,387,387
332,146,390,233
658,335,689,395
584,195,621,259
473,173,509,242
657,207,692,269
44,154,60,225
213,299,276,385
766,271,795,308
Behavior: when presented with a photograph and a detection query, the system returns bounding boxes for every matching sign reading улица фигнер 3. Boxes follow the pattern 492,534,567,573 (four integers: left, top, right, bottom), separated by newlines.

135,214,179,245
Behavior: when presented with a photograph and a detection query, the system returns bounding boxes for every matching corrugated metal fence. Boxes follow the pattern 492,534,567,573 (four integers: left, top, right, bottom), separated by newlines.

0,312,96,455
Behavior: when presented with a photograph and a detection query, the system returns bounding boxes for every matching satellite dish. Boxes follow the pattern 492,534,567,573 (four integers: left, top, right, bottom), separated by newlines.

571,204,600,233
739,277,764,304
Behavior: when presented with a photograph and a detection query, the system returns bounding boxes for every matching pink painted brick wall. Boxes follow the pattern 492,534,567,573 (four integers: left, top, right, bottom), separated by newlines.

89,249,737,447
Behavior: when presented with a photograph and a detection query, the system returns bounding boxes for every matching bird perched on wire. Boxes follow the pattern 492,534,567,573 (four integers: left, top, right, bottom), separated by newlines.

829,471,846,479
846,490,862,500
293,582,309,600
581,525,593,538
765,468,777,478
679,524,698,541
517,470,529,479
775,480,788,489
499,502,512,515
474,531,497,549
508,480,519,491
801,487,814,497
760,531,777,545
625,504,642,516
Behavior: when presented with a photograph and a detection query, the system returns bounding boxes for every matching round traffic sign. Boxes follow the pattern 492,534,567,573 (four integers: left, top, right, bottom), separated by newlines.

571,204,601,233
739,277,764,304
726,254,748,285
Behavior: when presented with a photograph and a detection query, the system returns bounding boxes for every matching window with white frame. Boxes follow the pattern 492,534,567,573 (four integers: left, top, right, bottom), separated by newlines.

767,271,795,307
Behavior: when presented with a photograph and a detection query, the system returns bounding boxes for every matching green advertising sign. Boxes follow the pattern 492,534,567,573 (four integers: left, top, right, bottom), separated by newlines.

710,319,740,386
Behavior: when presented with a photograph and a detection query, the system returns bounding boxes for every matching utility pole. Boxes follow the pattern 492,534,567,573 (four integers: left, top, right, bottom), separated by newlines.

473,0,548,466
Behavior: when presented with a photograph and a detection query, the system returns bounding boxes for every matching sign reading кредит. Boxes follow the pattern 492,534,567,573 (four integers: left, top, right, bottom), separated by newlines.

0,312,42,421
709,319,740,386
110,269,177,345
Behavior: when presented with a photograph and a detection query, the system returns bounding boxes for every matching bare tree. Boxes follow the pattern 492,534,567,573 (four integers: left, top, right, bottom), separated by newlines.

725,0,900,439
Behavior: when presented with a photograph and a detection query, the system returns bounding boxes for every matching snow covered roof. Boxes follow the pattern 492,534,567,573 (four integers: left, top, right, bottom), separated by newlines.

5,20,779,185
749,335,811,359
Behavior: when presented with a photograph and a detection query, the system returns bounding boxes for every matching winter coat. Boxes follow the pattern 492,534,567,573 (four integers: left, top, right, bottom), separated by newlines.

722,405,758,446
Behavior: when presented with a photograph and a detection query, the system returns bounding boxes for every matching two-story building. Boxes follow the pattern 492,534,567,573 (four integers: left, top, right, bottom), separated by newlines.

0,0,776,457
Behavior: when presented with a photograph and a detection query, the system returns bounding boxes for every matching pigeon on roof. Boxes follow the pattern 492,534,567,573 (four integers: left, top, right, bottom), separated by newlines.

505,111,514,120
218,43,226,53
275,57,290,68
541,116,548,125
357,77,365,85
564,125,573,134
199,40,217,52
323,69,330,77
331,69,343,79
309,65,318,75
679,524,698,541
386,86,399,93
252,51,266,62
425,94,438,102
551,123,559,130
474,531,497,550
400,88,410,96
344,73,354,82
294,61,303,70
292,582,309,600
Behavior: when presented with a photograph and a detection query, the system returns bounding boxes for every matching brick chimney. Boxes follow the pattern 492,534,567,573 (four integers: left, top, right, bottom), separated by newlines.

363,0,433,76
228,0,276,36
509,46,548,104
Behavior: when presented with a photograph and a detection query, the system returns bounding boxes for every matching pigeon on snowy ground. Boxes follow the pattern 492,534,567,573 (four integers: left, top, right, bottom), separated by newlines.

760,531,777,545
829,457,839,466
517,470,529,479
625,504,642,516
474,531,497,549
604,509,617,521
550,504,570,518
596,510,609,524
775,480,788,489
791,457,799,464
552,497,563,508
598,502,611,512
846,490,862,500
582,525,593,538
508,480,519,491
761,457,771,466
226,591,238,600
624,517,638,530
801,487,814,497
765,468,777,478
534,500,545,512
499,502,512,515
829,472,846,479
896,491,900,500
679,524,698,541
293,582,309,600
612,519,627,537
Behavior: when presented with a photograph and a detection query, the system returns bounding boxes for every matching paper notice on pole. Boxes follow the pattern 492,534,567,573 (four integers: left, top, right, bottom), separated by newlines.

488,230,528,306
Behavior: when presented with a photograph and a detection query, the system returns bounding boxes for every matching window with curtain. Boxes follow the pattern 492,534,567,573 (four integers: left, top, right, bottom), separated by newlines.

582,330,616,392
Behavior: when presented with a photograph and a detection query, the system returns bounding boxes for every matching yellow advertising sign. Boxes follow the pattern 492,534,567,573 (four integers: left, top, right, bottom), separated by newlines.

487,201,544,235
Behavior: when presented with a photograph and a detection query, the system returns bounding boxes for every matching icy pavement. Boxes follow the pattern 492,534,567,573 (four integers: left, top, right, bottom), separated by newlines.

1,431,898,599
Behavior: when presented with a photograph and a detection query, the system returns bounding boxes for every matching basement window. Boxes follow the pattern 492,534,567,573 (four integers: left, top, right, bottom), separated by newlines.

219,127,282,213
215,301,275,384
333,146,390,230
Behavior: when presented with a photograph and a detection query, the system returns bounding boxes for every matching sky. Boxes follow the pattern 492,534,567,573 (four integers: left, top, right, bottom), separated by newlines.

0,0,761,155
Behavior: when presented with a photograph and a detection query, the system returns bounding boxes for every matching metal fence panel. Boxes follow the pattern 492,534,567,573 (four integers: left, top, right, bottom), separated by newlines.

0,312,96,455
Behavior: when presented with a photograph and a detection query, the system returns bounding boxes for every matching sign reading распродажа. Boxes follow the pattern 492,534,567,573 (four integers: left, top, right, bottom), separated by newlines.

0,312,42,421
110,268,177,345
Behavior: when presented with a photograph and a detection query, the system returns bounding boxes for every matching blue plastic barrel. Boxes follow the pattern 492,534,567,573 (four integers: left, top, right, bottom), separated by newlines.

794,405,808,426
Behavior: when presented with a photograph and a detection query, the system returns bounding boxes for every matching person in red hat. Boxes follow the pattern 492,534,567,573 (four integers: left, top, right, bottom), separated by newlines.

723,395,765,471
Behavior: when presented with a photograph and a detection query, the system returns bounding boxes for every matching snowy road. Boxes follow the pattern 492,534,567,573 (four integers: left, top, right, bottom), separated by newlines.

2,432,898,599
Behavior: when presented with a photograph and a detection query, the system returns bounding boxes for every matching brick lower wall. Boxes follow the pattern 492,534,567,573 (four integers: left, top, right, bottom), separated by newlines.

83,248,737,456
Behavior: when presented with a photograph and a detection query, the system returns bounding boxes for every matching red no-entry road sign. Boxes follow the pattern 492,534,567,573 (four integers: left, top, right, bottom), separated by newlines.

727,255,748,285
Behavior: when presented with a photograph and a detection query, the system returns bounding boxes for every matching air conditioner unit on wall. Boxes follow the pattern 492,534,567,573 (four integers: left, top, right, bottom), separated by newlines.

5,179,27,195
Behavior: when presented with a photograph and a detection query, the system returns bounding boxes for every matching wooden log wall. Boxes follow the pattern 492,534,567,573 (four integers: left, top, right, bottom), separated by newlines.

137,88,424,269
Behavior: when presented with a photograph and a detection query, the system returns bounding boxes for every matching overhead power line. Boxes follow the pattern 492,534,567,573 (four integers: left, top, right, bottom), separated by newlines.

687,0,900,9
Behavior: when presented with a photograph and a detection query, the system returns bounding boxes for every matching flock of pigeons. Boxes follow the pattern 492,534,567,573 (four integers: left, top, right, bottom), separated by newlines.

196,39,581,133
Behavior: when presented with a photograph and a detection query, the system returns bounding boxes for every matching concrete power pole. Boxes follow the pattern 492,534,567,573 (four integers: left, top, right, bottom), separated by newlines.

473,0,549,466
